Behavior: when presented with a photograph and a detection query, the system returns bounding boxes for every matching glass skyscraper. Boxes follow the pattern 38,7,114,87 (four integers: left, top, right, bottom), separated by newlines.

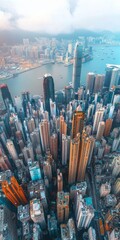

72,43,83,92
43,74,55,114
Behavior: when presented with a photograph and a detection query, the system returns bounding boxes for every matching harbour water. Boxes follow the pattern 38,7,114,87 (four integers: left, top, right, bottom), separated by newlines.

1,45,120,98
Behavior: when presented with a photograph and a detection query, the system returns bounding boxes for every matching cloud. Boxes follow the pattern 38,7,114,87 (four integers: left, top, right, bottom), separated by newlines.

0,0,120,33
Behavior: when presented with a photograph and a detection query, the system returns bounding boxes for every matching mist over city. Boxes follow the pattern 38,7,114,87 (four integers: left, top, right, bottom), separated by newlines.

0,1,120,240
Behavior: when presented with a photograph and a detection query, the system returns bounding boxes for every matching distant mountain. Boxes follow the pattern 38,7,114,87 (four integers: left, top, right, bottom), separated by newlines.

0,29,120,45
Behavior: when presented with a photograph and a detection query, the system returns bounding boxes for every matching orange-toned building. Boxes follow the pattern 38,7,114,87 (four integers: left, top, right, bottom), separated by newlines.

1,170,28,207
104,118,113,137
72,111,85,138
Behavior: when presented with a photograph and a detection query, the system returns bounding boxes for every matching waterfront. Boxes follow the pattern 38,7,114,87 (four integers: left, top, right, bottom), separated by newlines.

1,45,120,98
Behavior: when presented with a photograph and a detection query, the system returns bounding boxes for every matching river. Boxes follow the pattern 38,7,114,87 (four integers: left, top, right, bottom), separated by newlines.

1,45,120,98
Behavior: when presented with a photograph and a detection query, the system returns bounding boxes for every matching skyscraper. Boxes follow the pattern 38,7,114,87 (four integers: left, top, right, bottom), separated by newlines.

77,131,95,181
93,108,104,133
94,74,105,93
0,84,13,111
110,67,120,89
104,119,113,137
72,111,85,138
72,43,83,92
30,198,46,229
96,121,105,140
1,170,28,207
43,74,55,114
57,191,69,223
68,134,80,184
86,72,95,94
103,65,113,90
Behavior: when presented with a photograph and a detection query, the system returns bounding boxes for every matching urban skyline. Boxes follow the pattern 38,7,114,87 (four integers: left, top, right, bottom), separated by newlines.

0,37,120,240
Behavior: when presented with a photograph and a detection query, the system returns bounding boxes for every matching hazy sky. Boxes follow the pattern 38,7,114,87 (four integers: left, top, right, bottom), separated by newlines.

0,0,120,34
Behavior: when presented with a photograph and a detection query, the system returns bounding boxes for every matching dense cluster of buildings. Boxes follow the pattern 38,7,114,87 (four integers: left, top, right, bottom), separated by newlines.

0,41,120,240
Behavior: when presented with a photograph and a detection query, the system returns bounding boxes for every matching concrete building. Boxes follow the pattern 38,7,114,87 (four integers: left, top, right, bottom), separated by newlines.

77,131,95,180
39,119,50,152
113,178,120,195
6,139,18,162
94,74,104,93
0,205,18,240
75,193,94,229
57,169,63,192
70,182,87,199
30,198,46,229
62,134,70,165
109,229,120,240
100,183,111,197
96,121,105,140
112,156,120,177
0,170,28,207
72,111,85,138
104,119,113,137
93,108,104,133
88,227,96,240
17,204,30,223
57,191,69,223
86,72,95,94
68,134,80,184
105,194,117,207
50,133,58,161
29,161,41,181
60,218,76,240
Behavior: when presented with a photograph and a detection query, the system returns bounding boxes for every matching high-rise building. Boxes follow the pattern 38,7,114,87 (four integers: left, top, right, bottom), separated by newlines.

17,204,30,223
77,131,95,181
103,65,114,90
1,170,28,206
96,121,105,140
0,84,13,111
110,67,120,89
0,205,18,240
72,111,85,138
39,119,50,152
57,169,63,192
75,193,94,229
88,227,96,240
104,118,113,137
6,139,18,162
59,115,67,139
70,182,87,199
93,108,104,133
94,74,105,93
100,183,111,197
57,191,69,223
112,156,120,177
72,43,83,92
65,85,74,104
109,229,120,240
27,180,48,211
30,198,46,229
86,72,95,94
68,134,80,184
62,134,70,166
113,178,120,195
43,160,52,181
47,212,58,238
50,133,58,161
60,218,76,240
29,161,41,181
43,74,55,114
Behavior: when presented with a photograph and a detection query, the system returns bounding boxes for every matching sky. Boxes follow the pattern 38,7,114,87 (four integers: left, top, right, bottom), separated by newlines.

0,0,120,34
